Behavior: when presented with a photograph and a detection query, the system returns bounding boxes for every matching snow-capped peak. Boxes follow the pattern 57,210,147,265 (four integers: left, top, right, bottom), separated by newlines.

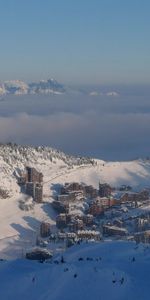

0,78,65,96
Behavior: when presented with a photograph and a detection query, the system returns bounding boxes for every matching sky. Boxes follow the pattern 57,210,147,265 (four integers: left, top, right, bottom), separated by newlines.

0,0,150,160
0,0,150,84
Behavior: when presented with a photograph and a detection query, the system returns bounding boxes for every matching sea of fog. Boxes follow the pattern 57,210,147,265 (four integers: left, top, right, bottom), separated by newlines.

0,85,150,160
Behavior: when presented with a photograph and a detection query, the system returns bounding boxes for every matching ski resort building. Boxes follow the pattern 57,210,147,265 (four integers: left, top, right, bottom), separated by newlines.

26,182,43,203
60,182,84,194
52,201,70,213
56,214,67,228
57,193,76,202
26,166,43,183
134,230,150,244
40,222,51,238
84,185,98,198
60,182,98,199
89,202,104,216
103,225,128,236
99,183,112,197
77,230,101,241
69,219,84,232
34,184,43,203
83,214,94,225
120,190,149,203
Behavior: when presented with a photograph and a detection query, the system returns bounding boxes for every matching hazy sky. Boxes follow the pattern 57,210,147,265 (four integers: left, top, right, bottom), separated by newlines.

0,0,150,84
0,1,150,160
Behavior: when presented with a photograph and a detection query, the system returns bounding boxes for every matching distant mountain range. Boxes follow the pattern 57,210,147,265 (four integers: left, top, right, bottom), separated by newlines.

0,78,65,95
0,78,120,97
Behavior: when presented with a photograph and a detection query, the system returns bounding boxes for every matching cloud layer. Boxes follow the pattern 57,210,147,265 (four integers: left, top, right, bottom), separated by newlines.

0,90,150,160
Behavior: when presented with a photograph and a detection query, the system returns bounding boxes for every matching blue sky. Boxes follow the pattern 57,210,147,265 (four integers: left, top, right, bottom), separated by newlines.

0,0,150,84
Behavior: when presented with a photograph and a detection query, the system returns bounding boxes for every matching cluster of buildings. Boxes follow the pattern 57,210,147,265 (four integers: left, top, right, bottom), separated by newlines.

38,229,101,245
87,189,149,218
51,182,119,242
17,171,150,253
18,166,43,203
52,182,113,216
60,182,98,198
56,213,94,231
119,190,149,203
50,181,150,244
36,219,100,248
88,196,116,216
52,182,99,214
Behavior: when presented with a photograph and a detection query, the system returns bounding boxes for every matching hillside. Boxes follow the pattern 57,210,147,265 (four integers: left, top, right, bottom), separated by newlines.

0,144,150,259
0,241,150,300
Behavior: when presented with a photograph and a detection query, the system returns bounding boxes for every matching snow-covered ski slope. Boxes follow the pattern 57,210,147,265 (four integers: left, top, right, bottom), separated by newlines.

1,144,150,191
0,143,150,259
0,241,150,300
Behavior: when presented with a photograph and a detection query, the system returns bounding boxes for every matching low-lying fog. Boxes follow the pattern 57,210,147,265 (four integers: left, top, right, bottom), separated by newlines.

0,85,150,160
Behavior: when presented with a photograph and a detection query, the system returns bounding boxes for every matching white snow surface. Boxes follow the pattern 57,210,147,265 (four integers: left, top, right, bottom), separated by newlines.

0,144,150,259
0,241,150,300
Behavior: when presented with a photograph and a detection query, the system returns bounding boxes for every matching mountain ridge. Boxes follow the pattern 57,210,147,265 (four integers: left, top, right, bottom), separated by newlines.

0,78,65,95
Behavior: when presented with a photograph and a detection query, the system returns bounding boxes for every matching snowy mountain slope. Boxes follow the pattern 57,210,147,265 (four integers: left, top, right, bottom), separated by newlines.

0,78,65,95
4,80,28,95
28,78,65,94
0,143,150,203
0,144,94,259
48,159,150,191
0,144,150,259
0,241,150,300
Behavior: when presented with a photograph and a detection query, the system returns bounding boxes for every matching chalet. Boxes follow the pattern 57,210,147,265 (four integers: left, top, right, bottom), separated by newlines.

57,232,67,241
134,230,150,244
66,232,77,240
77,230,101,241
135,217,149,231
26,248,52,261
103,225,128,236
113,219,124,228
